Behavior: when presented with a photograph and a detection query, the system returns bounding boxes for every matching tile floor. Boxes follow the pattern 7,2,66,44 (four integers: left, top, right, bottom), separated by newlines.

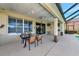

0,34,79,56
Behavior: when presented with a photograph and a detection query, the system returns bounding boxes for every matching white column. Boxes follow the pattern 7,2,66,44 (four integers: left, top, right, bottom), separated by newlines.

61,22,65,35
45,23,47,34
32,21,36,34
54,18,58,36
53,18,58,42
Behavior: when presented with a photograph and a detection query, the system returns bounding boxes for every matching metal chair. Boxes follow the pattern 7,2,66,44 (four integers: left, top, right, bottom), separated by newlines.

36,35,42,46
27,36,36,50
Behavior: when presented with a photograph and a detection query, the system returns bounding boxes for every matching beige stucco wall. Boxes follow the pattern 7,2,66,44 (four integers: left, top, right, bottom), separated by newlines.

0,9,55,45
0,3,66,45
0,13,8,35
74,22,79,31
67,21,79,31
46,22,54,35
0,9,51,34
0,10,65,45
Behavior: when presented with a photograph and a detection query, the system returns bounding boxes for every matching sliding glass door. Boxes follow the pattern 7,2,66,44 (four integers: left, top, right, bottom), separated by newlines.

36,23,46,34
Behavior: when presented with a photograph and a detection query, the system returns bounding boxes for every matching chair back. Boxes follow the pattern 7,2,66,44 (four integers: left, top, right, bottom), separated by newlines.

38,35,42,40
29,36,36,44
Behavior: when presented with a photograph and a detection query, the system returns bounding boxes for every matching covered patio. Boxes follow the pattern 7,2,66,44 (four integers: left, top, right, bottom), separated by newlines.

0,3,65,45
0,34,79,56
0,3,79,56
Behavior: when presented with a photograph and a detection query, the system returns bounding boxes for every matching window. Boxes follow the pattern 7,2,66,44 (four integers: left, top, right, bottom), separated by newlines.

8,17,16,33
29,21,32,31
17,19,23,33
8,17,32,33
24,20,32,32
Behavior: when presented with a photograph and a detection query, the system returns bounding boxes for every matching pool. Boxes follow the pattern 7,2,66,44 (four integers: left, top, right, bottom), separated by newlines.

75,34,79,40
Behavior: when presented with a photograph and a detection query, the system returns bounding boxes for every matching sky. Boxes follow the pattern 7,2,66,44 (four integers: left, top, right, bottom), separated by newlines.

60,3,79,20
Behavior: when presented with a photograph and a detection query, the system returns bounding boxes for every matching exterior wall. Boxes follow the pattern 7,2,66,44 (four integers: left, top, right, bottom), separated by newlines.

0,3,65,45
67,21,79,32
74,22,79,31
0,10,54,45
0,10,49,34
0,13,8,35
46,22,54,35
67,22,74,31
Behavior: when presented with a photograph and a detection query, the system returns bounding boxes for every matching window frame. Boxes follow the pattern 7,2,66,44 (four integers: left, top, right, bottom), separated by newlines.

8,16,32,35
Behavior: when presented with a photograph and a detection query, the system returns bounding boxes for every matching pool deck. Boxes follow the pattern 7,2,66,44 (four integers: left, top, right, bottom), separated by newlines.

0,34,79,56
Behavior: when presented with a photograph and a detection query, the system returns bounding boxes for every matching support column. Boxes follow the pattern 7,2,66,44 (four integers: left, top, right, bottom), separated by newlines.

60,22,65,36
45,23,47,34
53,18,58,42
32,21,36,34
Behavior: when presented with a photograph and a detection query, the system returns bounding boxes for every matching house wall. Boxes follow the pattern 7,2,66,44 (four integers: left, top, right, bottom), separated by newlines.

0,13,8,35
0,9,54,45
67,21,79,32
46,22,54,35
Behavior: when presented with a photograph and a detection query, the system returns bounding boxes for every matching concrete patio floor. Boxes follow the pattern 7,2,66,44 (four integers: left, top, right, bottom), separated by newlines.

0,34,79,56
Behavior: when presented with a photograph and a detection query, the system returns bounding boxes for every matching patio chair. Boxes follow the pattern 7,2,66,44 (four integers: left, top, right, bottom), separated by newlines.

36,35,42,46
27,36,36,50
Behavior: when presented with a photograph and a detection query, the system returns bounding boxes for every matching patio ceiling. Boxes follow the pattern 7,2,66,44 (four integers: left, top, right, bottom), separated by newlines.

0,3,54,22
57,3,79,21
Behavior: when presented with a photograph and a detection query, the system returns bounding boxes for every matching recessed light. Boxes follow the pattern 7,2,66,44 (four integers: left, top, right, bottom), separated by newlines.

31,10,35,14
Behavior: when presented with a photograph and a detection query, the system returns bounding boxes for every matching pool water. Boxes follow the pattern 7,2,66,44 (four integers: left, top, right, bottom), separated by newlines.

75,36,79,40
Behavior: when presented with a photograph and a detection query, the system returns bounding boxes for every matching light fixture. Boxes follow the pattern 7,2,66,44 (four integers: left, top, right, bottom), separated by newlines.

31,10,35,14
39,16,45,19
0,24,4,28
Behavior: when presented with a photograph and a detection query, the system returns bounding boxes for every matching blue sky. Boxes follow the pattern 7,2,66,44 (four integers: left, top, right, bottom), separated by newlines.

60,3,79,20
